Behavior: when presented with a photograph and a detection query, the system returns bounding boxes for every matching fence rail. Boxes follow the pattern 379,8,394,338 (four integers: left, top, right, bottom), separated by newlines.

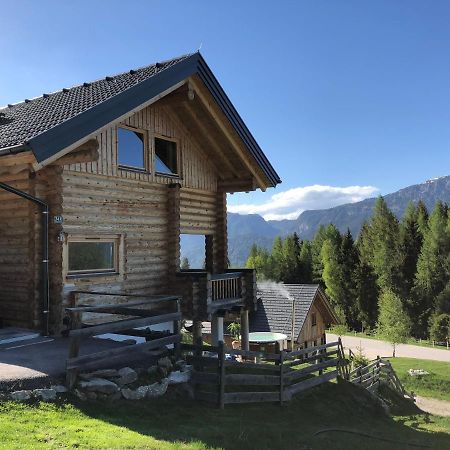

65,291,182,388
182,339,345,408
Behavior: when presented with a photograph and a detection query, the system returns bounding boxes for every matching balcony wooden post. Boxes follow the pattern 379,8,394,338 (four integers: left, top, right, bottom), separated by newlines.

240,309,250,351
214,191,228,272
211,315,224,346
193,320,203,342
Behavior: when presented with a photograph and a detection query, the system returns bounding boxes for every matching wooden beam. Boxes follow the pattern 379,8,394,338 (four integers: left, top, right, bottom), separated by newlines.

178,101,240,177
189,77,268,190
0,163,31,176
0,152,35,167
50,139,99,166
218,178,256,193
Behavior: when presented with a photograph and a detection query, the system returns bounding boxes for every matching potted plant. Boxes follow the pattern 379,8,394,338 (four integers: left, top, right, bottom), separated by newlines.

227,321,241,349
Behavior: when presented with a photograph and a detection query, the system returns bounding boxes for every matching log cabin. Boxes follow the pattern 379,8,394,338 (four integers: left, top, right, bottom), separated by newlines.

0,52,281,347
250,283,339,350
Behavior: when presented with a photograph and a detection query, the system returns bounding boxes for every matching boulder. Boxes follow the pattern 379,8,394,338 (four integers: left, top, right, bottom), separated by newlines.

78,378,119,394
79,369,119,380
147,366,159,377
116,367,138,386
122,339,137,345
10,390,31,401
51,385,68,394
168,370,191,385
85,391,98,400
74,389,87,401
158,356,172,370
34,389,57,401
122,386,148,400
147,378,169,398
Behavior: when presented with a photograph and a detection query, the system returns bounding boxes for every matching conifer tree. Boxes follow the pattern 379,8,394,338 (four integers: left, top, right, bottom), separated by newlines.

282,234,301,283
271,236,285,282
298,240,313,283
356,223,379,329
369,197,402,292
340,229,359,328
414,202,450,336
311,225,328,286
399,202,423,300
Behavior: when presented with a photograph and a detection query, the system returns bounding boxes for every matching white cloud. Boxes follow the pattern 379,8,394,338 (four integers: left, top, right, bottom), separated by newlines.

228,184,379,221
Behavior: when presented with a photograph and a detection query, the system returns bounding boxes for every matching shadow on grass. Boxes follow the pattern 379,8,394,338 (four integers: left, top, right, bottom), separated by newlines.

69,380,450,450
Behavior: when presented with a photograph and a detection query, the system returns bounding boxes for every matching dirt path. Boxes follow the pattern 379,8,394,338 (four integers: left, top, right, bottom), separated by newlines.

327,333,450,362
415,396,450,417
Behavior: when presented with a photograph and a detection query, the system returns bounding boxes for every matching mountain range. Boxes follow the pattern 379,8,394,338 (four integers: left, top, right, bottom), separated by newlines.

182,175,450,267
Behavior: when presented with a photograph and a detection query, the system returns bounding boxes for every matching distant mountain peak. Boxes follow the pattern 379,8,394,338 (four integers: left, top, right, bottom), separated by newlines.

224,175,450,266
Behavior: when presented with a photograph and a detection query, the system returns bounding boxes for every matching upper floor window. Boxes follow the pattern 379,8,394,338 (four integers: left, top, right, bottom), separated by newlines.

311,312,317,327
118,127,146,170
155,137,178,176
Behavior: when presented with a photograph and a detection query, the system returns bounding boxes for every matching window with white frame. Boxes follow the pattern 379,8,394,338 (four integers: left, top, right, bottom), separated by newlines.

118,126,146,170
155,136,178,175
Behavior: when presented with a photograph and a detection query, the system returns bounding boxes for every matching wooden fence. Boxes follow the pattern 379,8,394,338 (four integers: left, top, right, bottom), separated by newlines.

349,356,412,398
182,339,346,408
65,291,182,388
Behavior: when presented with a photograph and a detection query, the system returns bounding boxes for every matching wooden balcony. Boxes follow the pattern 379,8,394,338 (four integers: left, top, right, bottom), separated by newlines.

174,269,256,320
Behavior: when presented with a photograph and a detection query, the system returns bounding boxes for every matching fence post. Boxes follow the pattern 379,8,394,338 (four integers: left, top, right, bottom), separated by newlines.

279,350,285,405
218,340,225,409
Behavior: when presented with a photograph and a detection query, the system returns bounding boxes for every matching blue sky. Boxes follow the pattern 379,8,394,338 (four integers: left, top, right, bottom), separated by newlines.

2,1,450,219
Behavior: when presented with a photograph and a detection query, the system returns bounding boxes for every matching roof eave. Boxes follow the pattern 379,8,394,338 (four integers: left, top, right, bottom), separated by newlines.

15,53,280,186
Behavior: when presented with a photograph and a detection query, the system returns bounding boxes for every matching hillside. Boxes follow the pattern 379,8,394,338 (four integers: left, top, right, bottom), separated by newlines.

225,175,450,266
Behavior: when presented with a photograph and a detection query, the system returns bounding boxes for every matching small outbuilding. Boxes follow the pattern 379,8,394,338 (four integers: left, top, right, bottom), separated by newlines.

250,283,339,350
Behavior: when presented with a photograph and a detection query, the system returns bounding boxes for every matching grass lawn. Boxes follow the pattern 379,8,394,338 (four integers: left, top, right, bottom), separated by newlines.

0,381,449,449
389,357,450,402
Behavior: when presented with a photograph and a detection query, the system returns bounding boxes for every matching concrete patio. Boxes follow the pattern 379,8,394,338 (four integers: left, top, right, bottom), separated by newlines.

0,329,160,390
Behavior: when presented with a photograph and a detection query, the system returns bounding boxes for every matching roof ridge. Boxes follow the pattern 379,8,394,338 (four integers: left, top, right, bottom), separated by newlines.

0,52,195,111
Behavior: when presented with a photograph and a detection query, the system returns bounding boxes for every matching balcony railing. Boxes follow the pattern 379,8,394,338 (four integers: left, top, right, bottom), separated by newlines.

175,269,256,320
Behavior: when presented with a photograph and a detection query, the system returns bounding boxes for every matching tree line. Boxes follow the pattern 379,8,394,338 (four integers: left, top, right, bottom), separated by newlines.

245,197,450,343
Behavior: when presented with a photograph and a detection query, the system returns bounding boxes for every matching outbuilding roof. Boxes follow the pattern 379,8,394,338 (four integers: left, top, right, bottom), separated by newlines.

0,53,280,186
250,283,338,340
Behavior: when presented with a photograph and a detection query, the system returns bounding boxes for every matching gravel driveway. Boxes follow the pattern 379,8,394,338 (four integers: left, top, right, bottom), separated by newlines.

327,333,450,362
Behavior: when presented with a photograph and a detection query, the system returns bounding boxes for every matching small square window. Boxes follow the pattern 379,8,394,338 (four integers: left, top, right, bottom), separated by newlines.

118,127,145,170
155,137,178,175
67,237,119,276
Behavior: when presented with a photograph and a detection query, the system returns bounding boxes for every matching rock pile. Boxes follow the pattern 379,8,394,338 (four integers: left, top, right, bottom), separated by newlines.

6,357,192,403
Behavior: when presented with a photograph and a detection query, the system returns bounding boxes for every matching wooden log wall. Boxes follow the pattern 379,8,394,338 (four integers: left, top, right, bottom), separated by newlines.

298,303,327,347
0,98,232,332
0,171,36,329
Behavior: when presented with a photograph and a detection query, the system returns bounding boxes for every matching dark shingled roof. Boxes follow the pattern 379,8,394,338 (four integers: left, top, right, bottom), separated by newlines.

250,283,323,338
0,54,190,152
0,53,281,187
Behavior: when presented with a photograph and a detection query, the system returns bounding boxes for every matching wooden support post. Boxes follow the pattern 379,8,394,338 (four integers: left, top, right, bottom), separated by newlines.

214,191,228,273
218,340,225,409
211,315,224,346
193,320,203,343
167,183,181,282
279,350,285,405
66,309,81,389
240,309,250,351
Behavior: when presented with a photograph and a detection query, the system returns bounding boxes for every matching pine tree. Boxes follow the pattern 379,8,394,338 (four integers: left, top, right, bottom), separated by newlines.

414,202,450,337
180,257,190,270
399,202,423,300
369,197,402,292
298,240,313,283
340,230,359,329
311,225,328,286
377,289,411,357
282,234,301,283
271,236,285,282
416,200,429,239
356,223,379,329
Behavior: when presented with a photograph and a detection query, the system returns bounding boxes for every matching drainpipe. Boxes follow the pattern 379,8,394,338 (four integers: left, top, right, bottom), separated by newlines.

0,182,50,336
